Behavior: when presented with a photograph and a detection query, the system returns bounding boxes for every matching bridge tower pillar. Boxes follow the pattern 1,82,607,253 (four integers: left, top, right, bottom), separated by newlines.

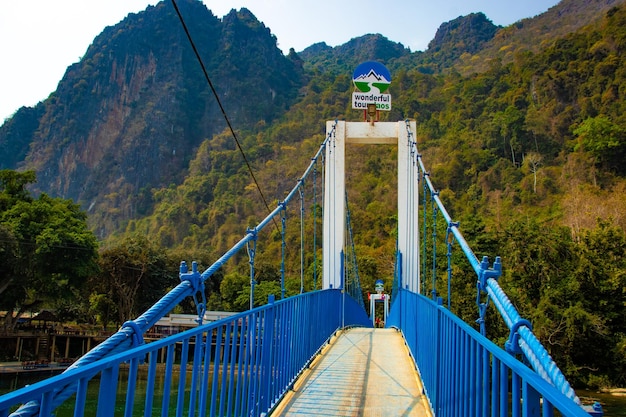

323,120,420,293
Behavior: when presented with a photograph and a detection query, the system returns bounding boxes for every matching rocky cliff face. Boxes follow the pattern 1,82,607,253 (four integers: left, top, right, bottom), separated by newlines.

2,0,302,237
0,0,618,240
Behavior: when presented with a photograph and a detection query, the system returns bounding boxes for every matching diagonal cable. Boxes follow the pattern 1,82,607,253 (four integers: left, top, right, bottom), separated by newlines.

171,0,276,228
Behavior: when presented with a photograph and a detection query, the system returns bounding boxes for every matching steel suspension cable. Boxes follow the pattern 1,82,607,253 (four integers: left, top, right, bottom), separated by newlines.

319,144,326,290
170,0,275,227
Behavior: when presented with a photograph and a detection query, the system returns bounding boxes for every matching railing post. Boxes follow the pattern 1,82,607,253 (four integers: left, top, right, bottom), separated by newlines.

434,297,442,414
522,381,541,417
261,295,276,411
97,365,119,417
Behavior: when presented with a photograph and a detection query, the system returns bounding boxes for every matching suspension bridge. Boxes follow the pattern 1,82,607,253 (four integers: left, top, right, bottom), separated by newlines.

0,120,605,416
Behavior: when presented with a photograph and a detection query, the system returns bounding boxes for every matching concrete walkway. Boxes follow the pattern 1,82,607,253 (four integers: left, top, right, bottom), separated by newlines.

271,328,432,416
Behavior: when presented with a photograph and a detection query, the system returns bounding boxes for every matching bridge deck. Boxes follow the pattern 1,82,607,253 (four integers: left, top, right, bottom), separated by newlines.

271,328,432,416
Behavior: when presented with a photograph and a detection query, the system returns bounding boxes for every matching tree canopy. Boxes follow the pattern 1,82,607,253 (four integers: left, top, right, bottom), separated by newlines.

0,170,99,329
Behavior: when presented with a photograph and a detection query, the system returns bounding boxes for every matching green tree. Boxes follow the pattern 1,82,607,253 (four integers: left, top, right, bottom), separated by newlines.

574,115,626,173
522,152,543,194
0,170,36,205
0,170,99,329
569,220,626,386
94,235,174,326
497,218,626,387
0,225,18,296
220,272,249,312
492,105,526,166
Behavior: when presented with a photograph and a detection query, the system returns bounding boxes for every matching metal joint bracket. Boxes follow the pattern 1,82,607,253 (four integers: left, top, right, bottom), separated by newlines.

478,256,502,291
247,228,258,281
475,303,488,325
247,228,258,269
505,319,532,355
121,320,144,348
447,222,459,242
179,261,203,294
247,227,259,310
179,261,206,324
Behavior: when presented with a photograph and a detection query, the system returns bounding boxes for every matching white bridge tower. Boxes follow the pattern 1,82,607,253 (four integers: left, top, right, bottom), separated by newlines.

322,120,420,293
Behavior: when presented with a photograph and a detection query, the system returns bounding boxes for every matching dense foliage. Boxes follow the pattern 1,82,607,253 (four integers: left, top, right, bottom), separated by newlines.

127,4,626,387
0,0,625,388
0,170,99,329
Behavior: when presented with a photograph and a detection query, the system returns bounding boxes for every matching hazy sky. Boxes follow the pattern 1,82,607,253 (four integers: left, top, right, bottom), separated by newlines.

0,0,561,122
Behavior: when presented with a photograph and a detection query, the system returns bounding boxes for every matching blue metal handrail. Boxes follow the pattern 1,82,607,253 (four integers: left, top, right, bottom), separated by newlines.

3,123,339,417
0,290,370,417
388,289,602,417
399,120,599,414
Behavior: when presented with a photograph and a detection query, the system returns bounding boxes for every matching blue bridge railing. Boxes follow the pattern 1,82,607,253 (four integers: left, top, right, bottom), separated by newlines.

0,122,347,416
389,120,602,416
0,290,370,417
388,289,602,417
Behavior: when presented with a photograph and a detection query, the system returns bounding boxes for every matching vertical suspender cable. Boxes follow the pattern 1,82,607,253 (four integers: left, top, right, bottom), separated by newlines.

404,134,412,289
280,206,286,299
320,143,326,289
299,183,305,294
422,171,428,295
432,193,438,300
409,135,417,291
446,225,455,310
313,161,318,290
330,133,336,289
247,229,257,310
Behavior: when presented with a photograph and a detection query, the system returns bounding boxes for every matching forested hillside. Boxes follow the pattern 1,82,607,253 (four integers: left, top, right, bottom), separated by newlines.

456,0,626,74
0,0,304,238
0,0,624,387
125,4,626,387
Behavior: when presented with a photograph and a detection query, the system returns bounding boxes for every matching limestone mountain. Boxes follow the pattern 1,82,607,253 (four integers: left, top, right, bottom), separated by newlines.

0,0,303,237
424,12,500,72
0,0,619,240
299,34,411,75
455,0,626,74
0,104,44,170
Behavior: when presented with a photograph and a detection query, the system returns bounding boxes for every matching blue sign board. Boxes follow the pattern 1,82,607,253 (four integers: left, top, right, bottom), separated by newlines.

352,61,392,111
